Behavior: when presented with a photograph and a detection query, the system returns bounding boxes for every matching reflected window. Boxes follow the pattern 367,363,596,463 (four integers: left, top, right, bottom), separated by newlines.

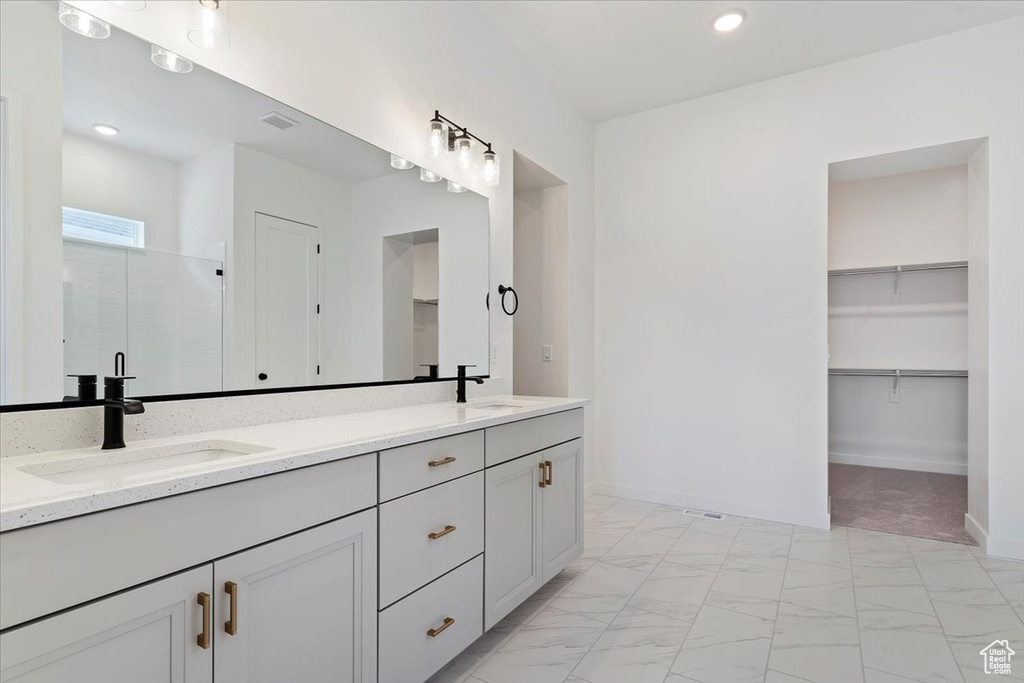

62,206,145,248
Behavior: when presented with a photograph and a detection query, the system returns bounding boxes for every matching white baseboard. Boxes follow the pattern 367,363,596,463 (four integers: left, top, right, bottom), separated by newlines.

829,451,967,476
593,481,830,530
986,532,1024,561
964,512,988,550
583,481,595,499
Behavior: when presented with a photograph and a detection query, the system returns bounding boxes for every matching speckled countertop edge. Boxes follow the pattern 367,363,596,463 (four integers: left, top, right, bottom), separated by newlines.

0,396,587,532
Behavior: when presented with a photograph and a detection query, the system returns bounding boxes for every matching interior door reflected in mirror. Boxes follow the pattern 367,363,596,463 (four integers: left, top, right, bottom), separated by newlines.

0,2,489,407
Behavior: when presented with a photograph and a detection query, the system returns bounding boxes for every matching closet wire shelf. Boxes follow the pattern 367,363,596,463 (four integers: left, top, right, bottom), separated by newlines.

828,368,968,378
827,260,967,277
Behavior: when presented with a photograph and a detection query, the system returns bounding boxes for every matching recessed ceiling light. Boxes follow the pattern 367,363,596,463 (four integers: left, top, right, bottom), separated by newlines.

106,0,147,10
93,124,119,136
712,9,746,33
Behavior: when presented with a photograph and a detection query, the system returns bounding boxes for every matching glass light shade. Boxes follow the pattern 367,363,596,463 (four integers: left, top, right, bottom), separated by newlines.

58,2,111,39
447,180,467,193
480,149,500,187
106,0,147,9
151,45,194,74
426,118,449,161
188,0,231,51
390,154,415,170
420,167,442,183
454,134,474,172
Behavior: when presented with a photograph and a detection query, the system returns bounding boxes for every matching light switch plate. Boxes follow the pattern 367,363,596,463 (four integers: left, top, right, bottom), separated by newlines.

542,344,553,362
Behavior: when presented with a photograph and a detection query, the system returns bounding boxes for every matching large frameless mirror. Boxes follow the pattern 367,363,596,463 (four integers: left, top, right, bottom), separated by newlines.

0,1,490,408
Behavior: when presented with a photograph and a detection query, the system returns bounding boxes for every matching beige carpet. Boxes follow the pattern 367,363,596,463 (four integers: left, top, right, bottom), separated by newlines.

829,463,976,545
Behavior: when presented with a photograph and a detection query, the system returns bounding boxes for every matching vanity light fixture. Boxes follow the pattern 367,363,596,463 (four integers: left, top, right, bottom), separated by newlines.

426,116,449,161
427,110,501,186
447,180,467,193
454,133,474,172
188,0,231,51
93,124,119,136
151,45,194,74
712,9,746,33
106,0,147,10
420,168,442,183
58,2,111,39
390,154,415,170
480,146,500,187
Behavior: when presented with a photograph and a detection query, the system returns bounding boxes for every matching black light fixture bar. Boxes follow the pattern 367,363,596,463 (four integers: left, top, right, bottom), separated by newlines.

434,110,495,152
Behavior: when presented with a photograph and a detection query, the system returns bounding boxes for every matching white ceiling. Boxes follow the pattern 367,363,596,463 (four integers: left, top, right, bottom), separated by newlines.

63,25,397,184
471,0,1024,121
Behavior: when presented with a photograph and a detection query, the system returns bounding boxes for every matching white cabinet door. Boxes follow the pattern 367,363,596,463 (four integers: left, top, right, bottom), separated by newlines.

0,566,213,683
484,452,544,630
214,510,377,683
541,439,584,582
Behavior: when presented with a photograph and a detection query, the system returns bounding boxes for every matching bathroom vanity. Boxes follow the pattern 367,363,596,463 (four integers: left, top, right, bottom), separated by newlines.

0,398,585,683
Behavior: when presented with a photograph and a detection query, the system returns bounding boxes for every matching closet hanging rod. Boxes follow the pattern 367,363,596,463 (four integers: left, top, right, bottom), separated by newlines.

827,260,968,277
828,368,968,378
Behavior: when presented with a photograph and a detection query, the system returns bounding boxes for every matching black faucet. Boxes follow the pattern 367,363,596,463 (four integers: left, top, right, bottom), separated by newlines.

456,364,485,403
103,376,145,450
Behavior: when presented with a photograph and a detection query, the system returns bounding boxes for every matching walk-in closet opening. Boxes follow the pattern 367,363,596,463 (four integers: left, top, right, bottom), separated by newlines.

827,139,989,546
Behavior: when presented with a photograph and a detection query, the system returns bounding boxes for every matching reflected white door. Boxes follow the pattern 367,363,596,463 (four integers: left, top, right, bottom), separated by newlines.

254,213,319,388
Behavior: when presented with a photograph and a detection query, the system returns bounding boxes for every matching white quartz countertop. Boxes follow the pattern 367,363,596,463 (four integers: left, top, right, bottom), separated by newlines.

0,396,586,532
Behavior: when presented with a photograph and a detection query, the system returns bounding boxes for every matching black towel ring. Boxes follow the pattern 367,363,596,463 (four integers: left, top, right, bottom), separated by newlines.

498,285,519,316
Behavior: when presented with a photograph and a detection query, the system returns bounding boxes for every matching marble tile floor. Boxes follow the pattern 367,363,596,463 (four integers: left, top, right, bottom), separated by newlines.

427,494,1024,683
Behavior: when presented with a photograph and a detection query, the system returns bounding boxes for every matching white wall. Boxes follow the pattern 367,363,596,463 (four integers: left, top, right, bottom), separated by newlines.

350,171,489,380
0,1,63,403
231,144,352,389
67,0,596,477
828,166,968,269
966,142,990,544
514,186,569,397
595,18,1024,556
62,133,181,254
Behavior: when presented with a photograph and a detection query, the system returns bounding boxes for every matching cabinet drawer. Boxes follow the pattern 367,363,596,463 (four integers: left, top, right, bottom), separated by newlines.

379,555,483,683
485,408,584,467
379,472,483,607
379,430,484,502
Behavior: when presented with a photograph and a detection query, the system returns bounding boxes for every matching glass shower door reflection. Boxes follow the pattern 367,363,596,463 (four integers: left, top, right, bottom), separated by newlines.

126,250,223,397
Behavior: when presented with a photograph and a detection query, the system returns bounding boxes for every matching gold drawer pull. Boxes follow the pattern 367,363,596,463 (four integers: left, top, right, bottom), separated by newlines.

197,592,211,650
428,524,457,540
427,616,455,637
545,460,553,486
538,461,547,488
224,581,238,636
428,456,457,467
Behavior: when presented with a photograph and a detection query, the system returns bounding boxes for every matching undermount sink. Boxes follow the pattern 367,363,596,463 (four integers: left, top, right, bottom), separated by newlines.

466,400,542,411
20,440,270,485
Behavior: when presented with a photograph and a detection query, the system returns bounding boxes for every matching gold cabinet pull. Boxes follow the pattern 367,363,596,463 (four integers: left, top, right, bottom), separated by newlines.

197,592,211,649
428,524,457,540
427,616,455,637
545,460,553,486
538,461,547,488
224,581,238,636
428,456,457,467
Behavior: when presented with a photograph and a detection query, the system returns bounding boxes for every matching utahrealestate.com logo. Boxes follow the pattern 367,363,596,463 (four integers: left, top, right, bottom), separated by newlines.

980,640,1015,675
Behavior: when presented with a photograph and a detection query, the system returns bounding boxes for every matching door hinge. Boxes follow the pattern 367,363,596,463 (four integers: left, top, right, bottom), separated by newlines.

317,365,321,375
317,244,321,254
317,304,320,314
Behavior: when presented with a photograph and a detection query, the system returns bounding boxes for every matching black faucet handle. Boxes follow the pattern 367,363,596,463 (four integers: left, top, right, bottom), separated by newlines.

457,364,476,374
104,375,136,382
68,374,98,379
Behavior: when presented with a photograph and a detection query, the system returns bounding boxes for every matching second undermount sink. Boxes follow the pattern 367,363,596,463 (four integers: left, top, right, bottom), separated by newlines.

465,399,542,411
20,440,271,485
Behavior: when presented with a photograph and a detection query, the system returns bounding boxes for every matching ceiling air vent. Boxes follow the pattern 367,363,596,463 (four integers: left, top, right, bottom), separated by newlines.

259,111,298,130
683,509,727,520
